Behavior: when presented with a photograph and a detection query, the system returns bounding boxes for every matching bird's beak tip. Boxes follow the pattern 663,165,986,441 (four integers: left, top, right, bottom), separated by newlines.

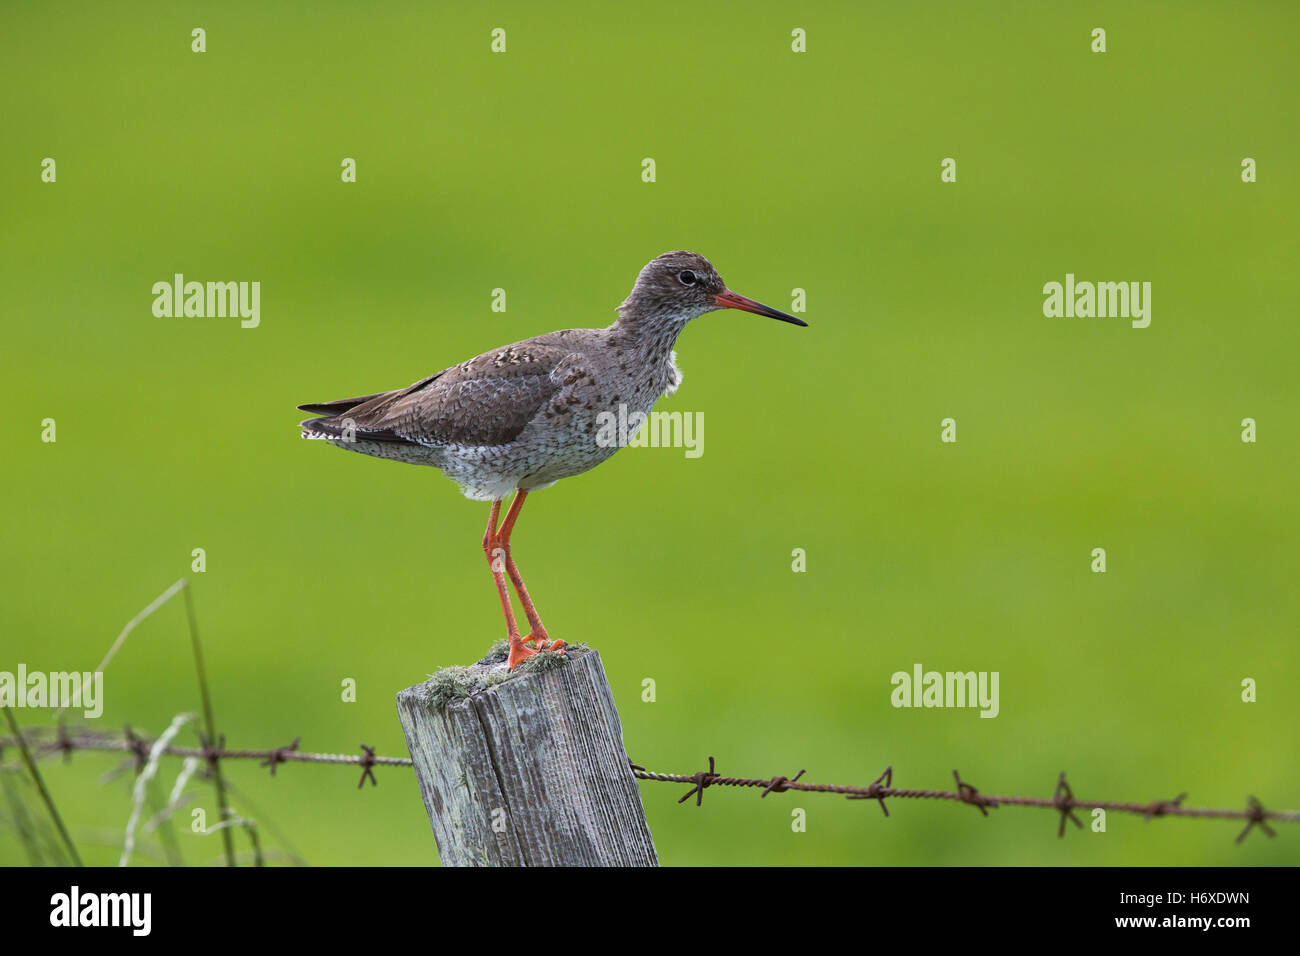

714,290,808,327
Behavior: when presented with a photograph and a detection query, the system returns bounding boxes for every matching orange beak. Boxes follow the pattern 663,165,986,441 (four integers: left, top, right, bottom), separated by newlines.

714,289,808,327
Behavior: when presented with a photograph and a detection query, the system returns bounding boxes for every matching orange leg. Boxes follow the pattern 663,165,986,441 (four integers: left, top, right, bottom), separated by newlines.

483,499,536,670
497,490,566,660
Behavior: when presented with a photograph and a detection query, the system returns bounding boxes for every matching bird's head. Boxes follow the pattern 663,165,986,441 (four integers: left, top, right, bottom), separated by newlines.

619,251,808,329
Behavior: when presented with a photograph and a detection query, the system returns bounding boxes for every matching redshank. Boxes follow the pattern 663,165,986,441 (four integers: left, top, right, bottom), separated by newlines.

298,251,807,669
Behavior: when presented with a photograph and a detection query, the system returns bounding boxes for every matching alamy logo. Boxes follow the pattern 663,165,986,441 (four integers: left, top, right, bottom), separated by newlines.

0,666,102,718
595,403,704,458
152,273,260,328
50,886,151,936
890,663,999,718
1042,273,1151,328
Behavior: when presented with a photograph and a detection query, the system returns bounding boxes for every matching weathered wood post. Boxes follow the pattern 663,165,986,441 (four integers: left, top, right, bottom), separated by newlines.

396,645,658,866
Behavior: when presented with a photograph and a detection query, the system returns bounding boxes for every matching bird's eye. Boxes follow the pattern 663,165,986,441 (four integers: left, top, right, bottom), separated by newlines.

678,270,697,286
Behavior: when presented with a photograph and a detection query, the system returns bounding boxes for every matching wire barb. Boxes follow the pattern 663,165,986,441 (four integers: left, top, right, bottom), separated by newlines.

847,765,893,817
953,769,995,816
761,769,805,798
678,756,720,806
123,725,150,774
1053,772,1084,838
197,732,226,768
260,737,301,777
56,721,75,765
1236,795,1276,844
357,745,378,789
1142,792,1187,821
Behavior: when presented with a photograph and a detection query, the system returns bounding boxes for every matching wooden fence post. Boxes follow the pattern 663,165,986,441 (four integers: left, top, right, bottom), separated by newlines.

395,645,658,866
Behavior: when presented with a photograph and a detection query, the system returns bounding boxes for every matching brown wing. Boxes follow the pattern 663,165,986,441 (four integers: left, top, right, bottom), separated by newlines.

299,340,576,447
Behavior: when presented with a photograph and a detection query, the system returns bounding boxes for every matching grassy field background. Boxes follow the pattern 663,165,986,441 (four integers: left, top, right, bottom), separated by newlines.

2,1,1297,865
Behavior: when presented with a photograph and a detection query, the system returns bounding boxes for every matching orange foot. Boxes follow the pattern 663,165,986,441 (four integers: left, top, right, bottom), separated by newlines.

507,638,537,670
529,635,566,654
507,636,567,670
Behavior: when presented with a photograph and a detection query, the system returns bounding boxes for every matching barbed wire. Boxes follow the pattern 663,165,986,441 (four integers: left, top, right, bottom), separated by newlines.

630,757,1297,843
3,727,1295,843
1,726,410,790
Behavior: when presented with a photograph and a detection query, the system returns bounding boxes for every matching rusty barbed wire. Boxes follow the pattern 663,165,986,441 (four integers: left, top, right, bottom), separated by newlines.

3,728,1297,841
0,726,411,789
627,756,1299,841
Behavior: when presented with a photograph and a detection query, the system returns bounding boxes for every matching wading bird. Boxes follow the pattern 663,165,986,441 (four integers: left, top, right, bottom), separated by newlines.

299,252,807,669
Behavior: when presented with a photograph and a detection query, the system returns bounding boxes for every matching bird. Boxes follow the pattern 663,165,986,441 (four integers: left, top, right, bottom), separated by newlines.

298,251,807,670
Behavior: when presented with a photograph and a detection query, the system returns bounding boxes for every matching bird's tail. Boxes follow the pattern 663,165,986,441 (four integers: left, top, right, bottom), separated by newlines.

297,392,383,440
300,415,347,440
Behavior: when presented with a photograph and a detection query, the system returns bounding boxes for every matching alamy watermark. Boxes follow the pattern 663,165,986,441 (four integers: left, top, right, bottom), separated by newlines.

152,273,260,328
890,663,999,718
0,666,103,718
1042,273,1151,328
595,403,703,458
50,886,150,935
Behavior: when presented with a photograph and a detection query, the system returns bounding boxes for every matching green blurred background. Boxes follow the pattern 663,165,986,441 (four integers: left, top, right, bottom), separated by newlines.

3,1,1297,866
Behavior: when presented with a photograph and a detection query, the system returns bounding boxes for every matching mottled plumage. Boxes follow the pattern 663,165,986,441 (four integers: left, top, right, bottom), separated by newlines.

299,251,805,499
